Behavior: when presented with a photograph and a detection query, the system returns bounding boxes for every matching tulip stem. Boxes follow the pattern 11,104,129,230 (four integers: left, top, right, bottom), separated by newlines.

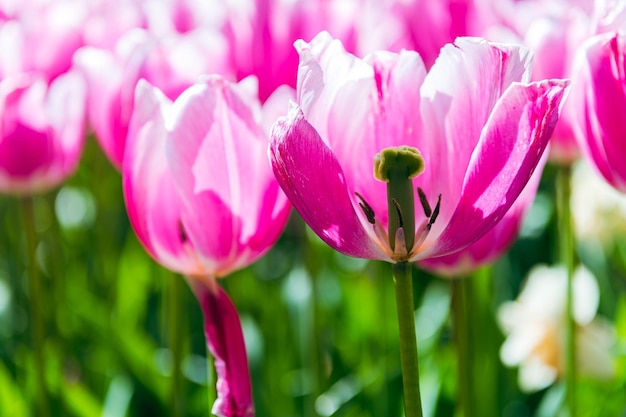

451,278,473,417
168,274,184,417
392,261,423,417
22,196,49,417
557,165,576,416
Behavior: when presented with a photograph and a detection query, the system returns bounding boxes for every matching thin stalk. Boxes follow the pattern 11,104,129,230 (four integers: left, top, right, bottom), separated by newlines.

451,279,473,417
169,274,184,417
22,196,50,417
206,350,217,411
557,165,576,416
392,261,423,417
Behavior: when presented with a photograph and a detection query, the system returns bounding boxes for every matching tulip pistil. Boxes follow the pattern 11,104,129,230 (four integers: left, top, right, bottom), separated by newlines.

374,146,424,255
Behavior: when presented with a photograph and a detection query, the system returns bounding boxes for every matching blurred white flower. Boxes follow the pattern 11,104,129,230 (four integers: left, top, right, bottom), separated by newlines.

498,264,615,392
571,160,626,246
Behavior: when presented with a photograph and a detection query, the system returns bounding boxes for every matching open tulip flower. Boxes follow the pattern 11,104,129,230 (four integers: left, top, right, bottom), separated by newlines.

270,31,569,265
123,76,292,417
570,31,626,193
0,71,86,194
270,31,568,416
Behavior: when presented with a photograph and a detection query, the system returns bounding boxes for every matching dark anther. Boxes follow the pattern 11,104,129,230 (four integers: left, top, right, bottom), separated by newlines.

417,187,431,217
428,194,442,227
355,192,376,224
392,198,404,227
177,220,188,243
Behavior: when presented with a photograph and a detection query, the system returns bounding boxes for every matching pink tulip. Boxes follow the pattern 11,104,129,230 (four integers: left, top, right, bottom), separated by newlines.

0,0,87,82
221,0,396,102
74,27,232,169
569,31,626,193
477,0,593,163
385,0,502,68
123,76,292,416
0,71,86,194
270,32,568,263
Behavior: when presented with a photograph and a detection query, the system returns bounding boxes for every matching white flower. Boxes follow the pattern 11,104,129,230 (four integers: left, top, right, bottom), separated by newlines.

498,264,615,392
571,160,626,246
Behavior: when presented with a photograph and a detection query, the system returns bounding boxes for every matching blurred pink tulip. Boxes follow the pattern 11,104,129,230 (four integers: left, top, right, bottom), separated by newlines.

270,32,568,263
74,27,232,169
123,76,292,416
570,31,626,193
469,0,592,164
386,0,502,68
0,0,87,82
221,0,402,102
0,72,86,194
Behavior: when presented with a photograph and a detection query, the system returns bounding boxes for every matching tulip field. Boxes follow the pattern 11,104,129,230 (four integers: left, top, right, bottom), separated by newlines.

1,0,626,416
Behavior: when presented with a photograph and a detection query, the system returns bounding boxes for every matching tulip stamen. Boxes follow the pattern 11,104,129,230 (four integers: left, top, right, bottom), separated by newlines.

417,187,431,218
428,194,442,227
355,192,376,224
177,220,188,243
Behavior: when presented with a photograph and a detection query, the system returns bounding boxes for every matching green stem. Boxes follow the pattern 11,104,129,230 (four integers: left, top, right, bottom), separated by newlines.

392,262,423,417
451,278,473,417
557,165,576,416
169,274,184,417
207,352,217,413
22,197,50,417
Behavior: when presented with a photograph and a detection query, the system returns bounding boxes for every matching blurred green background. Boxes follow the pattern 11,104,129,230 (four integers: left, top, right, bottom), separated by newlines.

1,136,625,416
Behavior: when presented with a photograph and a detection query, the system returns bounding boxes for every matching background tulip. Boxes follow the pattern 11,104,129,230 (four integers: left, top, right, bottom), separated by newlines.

570,31,626,193
75,27,232,169
0,72,86,194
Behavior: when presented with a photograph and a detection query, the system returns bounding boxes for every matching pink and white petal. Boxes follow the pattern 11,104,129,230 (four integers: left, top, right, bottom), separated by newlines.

123,79,197,274
73,46,127,169
419,149,545,275
418,79,569,259
167,77,279,273
46,70,86,181
270,105,389,261
189,280,254,417
328,50,426,229
420,37,534,236
294,31,374,141
260,84,295,136
0,76,52,177
582,34,626,191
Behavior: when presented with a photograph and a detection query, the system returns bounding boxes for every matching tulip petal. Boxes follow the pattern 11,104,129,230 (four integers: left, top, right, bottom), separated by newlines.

167,76,289,274
73,46,128,169
123,79,197,274
572,33,626,191
0,76,54,185
270,105,388,260
420,38,533,239
419,79,569,259
190,280,254,417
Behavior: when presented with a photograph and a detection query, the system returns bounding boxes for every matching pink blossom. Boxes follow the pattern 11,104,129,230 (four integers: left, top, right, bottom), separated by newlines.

0,0,87,82
123,76,292,416
569,31,626,193
74,27,233,169
0,72,86,194
270,32,568,263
